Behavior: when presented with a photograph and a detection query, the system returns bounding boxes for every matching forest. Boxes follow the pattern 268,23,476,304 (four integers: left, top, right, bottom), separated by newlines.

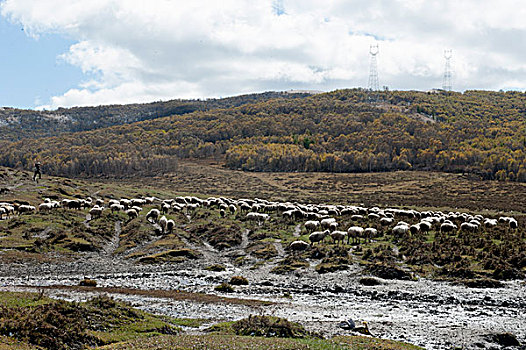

0,89,525,182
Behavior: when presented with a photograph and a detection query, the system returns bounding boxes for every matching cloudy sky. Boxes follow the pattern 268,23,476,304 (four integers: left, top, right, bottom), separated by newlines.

1,0,525,109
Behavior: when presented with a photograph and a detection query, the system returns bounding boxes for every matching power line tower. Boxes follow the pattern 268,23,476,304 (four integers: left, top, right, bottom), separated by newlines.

442,49,452,91
367,44,379,101
273,0,285,15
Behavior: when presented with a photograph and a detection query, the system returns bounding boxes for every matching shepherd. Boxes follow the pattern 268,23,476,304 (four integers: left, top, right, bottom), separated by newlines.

33,161,42,182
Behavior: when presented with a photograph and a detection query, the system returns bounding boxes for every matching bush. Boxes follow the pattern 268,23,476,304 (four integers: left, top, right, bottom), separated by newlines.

232,315,308,338
206,264,226,272
79,278,97,287
214,283,234,293
229,276,249,286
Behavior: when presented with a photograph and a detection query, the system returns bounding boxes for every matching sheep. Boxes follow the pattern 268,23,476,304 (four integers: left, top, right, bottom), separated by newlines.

289,240,309,254
330,230,347,245
380,217,394,226
120,199,132,209
110,203,125,212
95,199,104,206
367,213,380,220
18,205,36,214
38,202,54,212
363,228,378,242
309,230,329,246
228,204,237,215
329,221,339,231
509,218,518,230
440,222,457,233
0,207,6,220
159,216,168,234
347,226,364,244
392,224,410,238
409,224,420,235
131,198,146,207
146,209,160,223
304,220,320,232
131,206,143,213
351,214,364,221
219,208,226,218
125,208,138,221
320,218,336,230
460,222,478,232
166,219,175,234
483,218,498,228
246,212,269,225
89,205,103,219
0,204,14,219
418,221,432,233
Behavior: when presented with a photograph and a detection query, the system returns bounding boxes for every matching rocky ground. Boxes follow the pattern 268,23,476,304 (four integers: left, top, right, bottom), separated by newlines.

1,243,524,350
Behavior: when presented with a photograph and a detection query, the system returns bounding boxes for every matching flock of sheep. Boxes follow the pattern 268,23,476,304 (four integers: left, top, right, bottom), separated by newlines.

0,195,520,256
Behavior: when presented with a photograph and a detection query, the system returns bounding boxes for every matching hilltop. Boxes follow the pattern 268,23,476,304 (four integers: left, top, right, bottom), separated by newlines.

0,89,525,182
0,91,310,141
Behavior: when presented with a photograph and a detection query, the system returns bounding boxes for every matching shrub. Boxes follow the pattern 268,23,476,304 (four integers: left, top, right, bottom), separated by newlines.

214,283,234,293
229,276,249,286
206,264,226,272
79,278,97,287
232,315,308,338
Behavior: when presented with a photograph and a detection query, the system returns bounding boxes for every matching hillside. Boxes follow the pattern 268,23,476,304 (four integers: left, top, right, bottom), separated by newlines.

0,91,310,141
1,89,525,182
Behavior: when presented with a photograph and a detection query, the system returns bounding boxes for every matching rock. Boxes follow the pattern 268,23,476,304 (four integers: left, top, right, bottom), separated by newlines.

338,319,356,330
485,333,521,347
359,276,383,286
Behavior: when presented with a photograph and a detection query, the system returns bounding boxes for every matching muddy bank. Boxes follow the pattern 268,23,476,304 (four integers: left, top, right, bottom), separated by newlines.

1,254,525,350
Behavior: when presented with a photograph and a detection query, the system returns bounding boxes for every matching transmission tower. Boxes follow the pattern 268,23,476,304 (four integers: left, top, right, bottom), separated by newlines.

273,0,285,15
368,44,379,92
442,49,452,91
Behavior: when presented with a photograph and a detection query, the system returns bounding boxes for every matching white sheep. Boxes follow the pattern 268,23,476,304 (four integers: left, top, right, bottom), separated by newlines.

125,208,138,221
18,205,36,214
330,230,347,245
246,212,269,225
166,219,175,234
159,216,168,234
392,224,410,238
309,230,329,245
320,218,336,230
146,209,160,223
38,202,54,212
304,220,320,232
110,203,124,212
89,206,103,219
363,228,378,242
289,240,309,254
440,222,457,233
347,226,364,244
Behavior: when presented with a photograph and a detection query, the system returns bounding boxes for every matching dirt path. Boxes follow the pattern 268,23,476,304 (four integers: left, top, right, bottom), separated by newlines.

273,240,286,258
293,224,301,237
101,221,121,256
240,229,249,249
180,235,220,263
83,214,91,228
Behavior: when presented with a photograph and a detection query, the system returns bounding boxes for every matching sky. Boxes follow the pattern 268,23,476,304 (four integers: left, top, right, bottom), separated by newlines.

1,0,526,110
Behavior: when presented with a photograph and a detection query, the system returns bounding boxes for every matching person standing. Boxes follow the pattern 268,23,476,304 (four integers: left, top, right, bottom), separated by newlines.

33,162,42,182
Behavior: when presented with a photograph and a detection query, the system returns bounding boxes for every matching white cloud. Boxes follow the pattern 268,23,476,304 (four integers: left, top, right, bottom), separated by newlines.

2,0,526,108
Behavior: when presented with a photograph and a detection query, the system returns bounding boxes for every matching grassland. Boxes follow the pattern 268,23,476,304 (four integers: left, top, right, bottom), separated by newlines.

1,164,525,282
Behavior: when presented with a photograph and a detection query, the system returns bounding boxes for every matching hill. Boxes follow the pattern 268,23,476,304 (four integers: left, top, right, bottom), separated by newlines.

0,89,525,182
0,91,310,141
